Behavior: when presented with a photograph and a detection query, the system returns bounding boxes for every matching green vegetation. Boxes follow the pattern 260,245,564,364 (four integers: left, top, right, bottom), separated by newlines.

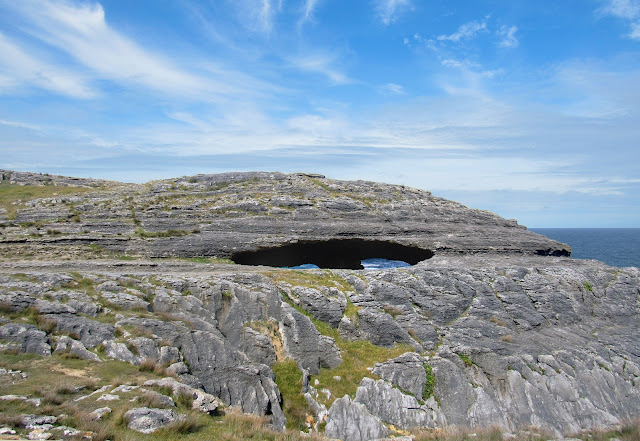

457,353,474,367
272,359,310,430
423,364,436,399
584,281,593,292
264,269,352,291
0,352,327,441
0,182,94,219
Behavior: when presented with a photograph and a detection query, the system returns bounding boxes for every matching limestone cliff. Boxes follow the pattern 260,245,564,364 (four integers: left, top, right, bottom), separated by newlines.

0,170,637,441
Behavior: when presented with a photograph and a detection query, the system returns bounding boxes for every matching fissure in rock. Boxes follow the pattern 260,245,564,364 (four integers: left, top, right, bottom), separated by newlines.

231,238,434,269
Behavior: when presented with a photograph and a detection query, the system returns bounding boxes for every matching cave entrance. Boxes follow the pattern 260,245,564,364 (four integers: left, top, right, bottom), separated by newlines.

231,239,434,270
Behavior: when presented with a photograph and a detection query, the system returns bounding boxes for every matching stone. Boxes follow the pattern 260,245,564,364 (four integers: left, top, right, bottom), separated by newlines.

89,407,112,420
102,340,140,364
54,336,101,361
325,395,389,441
354,377,437,429
0,323,51,356
372,352,428,400
124,407,179,433
44,314,114,348
143,377,222,415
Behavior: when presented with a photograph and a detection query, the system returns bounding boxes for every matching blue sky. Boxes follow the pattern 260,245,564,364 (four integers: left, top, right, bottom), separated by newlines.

1,0,639,227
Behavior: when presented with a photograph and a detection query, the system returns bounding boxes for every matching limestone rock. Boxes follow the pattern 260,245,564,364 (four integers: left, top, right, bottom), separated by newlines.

0,323,50,356
54,336,101,361
354,377,438,430
124,407,179,433
372,352,428,400
325,395,389,441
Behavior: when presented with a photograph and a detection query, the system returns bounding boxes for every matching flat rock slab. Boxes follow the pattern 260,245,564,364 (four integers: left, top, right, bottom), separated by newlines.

124,407,179,433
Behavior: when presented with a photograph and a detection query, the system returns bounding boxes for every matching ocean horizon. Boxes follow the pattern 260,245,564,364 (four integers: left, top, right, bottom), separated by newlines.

531,228,640,268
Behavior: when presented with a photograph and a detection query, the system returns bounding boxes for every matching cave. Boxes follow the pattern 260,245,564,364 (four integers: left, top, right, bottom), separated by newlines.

231,238,434,269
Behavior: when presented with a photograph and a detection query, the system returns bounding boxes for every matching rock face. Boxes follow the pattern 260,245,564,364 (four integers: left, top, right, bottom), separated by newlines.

0,170,569,263
0,170,638,440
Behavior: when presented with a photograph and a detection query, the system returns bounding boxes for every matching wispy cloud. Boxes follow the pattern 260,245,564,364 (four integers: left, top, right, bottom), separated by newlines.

375,0,412,26
0,119,42,131
0,32,95,98
290,52,351,84
380,83,406,95
299,0,321,27
497,25,519,48
437,19,488,42
598,0,640,39
0,0,278,102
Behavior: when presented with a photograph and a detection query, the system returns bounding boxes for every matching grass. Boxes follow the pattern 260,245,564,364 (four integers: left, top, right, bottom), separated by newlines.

0,351,329,441
0,182,94,220
272,359,310,430
264,269,352,292
457,353,474,367
309,315,414,408
584,281,594,292
423,365,436,399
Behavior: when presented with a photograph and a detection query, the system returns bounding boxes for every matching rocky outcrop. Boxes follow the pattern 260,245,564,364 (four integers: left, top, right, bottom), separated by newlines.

0,170,570,262
324,395,389,441
1,170,639,440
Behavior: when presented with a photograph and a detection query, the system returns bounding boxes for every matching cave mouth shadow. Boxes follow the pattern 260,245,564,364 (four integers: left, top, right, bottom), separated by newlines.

231,239,434,270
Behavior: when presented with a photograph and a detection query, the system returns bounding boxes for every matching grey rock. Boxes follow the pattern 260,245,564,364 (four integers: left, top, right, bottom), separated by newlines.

101,291,152,311
0,323,51,356
372,352,428,400
102,340,140,364
280,303,342,374
0,394,41,407
242,326,277,365
354,377,439,430
21,415,57,430
124,407,179,433
159,345,182,365
289,286,347,327
54,336,101,361
44,314,114,348
143,377,221,414
89,407,112,420
0,292,36,312
166,362,189,375
128,336,159,361
34,298,76,314
140,390,175,408
325,395,389,441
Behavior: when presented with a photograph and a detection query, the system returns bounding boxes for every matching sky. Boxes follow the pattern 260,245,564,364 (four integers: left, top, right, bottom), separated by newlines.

0,0,639,227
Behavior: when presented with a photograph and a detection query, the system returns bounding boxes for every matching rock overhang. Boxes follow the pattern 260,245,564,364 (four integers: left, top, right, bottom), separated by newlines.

230,238,435,269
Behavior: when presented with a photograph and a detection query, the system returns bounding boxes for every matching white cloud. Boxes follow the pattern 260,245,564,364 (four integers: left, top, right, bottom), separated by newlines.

1,0,278,101
290,53,351,84
381,83,405,95
299,0,321,27
437,19,488,42
497,25,519,48
598,0,640,39
375,0,412,26
0,32,95,98
599,0,640,19
0,119,42,131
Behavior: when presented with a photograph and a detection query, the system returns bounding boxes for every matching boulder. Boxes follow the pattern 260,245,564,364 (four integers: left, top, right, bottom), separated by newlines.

324,395,388,441
124,407,179,433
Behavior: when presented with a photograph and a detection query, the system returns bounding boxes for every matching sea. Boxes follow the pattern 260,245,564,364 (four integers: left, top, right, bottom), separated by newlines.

531,228,640,268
